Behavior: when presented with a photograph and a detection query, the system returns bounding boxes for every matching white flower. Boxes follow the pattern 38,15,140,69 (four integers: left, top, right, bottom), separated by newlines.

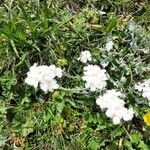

96,90,125,109
48,65,63,78
25,77,39,88
106,40,114,52
112,117,121,125
120,76,127,83
105,108,116,118
96,90,134,124
78,51,92,63
40,79,59,92
25,63,63,92
135,84,143,91
135,79,150,100
123,108,134,121
82,65,108,91
25,63,40,88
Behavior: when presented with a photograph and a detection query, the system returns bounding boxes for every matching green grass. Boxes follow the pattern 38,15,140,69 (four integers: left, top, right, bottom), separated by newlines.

0,0,150,149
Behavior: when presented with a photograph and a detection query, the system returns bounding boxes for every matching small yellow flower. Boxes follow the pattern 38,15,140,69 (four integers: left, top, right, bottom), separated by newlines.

52,91,59,98
57,58,68,67
143,112,150,126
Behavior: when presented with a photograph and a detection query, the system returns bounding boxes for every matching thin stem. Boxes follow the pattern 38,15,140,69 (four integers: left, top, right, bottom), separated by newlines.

123,125,133,143
63,73,81,79
59,87,88,94
129,65,133,85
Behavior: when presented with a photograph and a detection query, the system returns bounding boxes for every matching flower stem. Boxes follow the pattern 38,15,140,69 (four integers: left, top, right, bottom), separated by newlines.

59,87,88,94
63,73,81,79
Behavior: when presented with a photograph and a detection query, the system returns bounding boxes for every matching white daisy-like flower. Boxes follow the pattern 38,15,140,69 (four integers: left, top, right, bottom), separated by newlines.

25,63,63,92
78,51,92,63
135,79,150,100
82,65,108,91
106,40,114,52
96,90,134,124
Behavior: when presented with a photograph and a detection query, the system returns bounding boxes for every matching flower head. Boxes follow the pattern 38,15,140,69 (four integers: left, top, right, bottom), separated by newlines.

82,65,108,91
78,51,92,63
135,79,150,100
96,90,134,124
25,63,63,92
52,91,60,98
25,63,40,88
143,112,150,126
57,58,68,67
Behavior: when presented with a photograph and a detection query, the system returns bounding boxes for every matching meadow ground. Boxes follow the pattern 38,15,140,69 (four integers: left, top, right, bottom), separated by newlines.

0,0,150,149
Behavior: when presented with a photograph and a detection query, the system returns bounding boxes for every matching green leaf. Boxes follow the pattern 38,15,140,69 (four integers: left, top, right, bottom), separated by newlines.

106,16,117,34
124,140,133,150
21,96,30,104
130,131,141,144
43,110,53,123
88,140,99,150
16,52,28,67
109,142,118,150
138,141,149,150
111,129,123,140
21,118,35,137
0,101,7,114
0,134,7,147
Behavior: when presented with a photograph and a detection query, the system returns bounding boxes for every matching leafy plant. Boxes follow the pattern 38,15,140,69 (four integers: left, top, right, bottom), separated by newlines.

0,0,150,149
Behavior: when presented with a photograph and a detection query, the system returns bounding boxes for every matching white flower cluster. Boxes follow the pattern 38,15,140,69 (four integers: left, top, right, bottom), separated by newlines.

135,79,150,100
25,63,62,92
82,65,108,91
78,50,92,63
96,90,134,124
